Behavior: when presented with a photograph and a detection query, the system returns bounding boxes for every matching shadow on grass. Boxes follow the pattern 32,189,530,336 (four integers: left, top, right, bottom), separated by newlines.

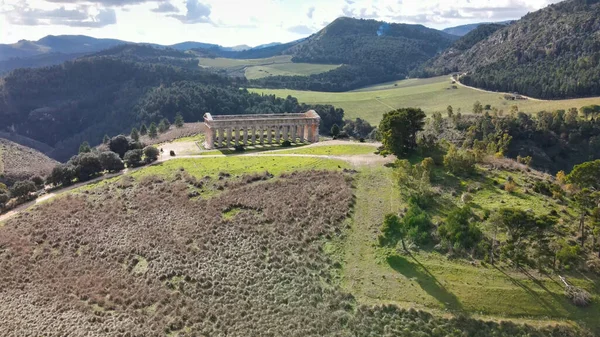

387,254,464,312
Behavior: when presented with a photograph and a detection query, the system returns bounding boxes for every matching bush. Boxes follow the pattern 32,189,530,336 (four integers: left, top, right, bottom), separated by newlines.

30,175,45,187
281,140,292,147
47,164,77,186
403,201,433,245
234,145,245,152
143,146,160,163
0,192,9,206
438,206,482,250
443,145,477,176
504,181,517,193
565,285,592,307
109,135,130,158
170,150,176,156
124,149,144,167
557,242,581,268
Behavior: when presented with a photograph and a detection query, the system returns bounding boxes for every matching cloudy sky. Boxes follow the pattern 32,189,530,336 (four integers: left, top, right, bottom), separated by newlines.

1,0,560,46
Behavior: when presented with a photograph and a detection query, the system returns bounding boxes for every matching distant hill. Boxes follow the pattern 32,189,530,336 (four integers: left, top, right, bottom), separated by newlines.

245,17,458,91
442,21,512,36
414,23,507,77
0,138,58,185
426,0,600,99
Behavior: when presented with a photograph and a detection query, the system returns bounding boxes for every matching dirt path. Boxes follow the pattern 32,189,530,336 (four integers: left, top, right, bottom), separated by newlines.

0,141,390,223
452,76,545,102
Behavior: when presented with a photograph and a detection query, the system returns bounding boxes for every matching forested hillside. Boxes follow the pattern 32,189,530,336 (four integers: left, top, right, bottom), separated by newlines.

0,55,343,161
419,0,600,99
243,17,457,91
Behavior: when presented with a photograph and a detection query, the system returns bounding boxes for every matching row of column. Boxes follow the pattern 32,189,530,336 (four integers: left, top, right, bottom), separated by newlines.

207,124,318,149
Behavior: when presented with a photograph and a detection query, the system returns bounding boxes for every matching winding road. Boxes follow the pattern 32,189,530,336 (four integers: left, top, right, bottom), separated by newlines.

0,141,388,224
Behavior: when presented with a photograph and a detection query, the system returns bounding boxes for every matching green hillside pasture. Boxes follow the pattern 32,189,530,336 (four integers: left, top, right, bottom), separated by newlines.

199,55,340,80
130,156,349,180
275,144,377,156
245,63,340,80
328,165,600,328
249,76,600,125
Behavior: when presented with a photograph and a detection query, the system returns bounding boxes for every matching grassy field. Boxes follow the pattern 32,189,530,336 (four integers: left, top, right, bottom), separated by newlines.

249,76,600,125
199,55,340,80
328,164,600,329
275,144,377,156
130,156,349,179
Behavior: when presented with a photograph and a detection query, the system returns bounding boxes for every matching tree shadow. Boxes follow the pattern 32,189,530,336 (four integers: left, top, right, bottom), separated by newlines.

493,265,562,316
387,254,464,312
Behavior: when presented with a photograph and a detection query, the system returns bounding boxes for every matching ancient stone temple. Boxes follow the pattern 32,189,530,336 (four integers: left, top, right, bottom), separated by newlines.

203,110,320,149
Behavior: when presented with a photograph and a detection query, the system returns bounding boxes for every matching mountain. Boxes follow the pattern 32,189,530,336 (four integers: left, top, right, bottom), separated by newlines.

251,42,282,49
442,21,512,36
246,17,458,91
423,0,600,99
414,23,507,77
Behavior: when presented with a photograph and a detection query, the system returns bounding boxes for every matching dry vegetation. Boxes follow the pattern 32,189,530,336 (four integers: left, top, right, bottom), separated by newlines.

0,168,588,336
0,138,58,185
140,123,206,146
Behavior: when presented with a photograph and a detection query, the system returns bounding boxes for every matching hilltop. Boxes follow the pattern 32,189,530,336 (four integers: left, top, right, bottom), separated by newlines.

418,0,600,99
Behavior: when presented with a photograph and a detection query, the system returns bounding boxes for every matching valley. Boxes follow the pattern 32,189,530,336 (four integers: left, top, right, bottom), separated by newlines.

250,76,600,124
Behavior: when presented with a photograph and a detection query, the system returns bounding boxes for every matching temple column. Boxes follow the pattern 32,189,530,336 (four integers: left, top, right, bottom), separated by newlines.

284,125,290,142
259,125,264,145
307,125,313,143
243,127,248,146
267,125,273,144
311,124,319,143
291,125,297,143
226,127,232,147
233,127,239,146
275,126,281,143
250,126,256,145
298,125,305,142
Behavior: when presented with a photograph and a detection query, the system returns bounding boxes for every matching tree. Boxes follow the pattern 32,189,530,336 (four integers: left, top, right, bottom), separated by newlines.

447,105,453,118
443,144,477,176
149,122,158,139
130,127,140,142
98,151,125,172
143,146,160,163
379,213,406,251
124,149,143,167
76,153,103,181
473,101,483,114
109,135,130,158
174,112,184,128
140,123,148,135
10,180,37,198
47,164,77,186
379,108,426,157
402,201,432,245
438,206,482,250
498,208,553,267
30,175,44,187
158,119,170,133
567,160,600,190
103,134,110,144
331,124,340,138
78,141,91,154
0,192,9,206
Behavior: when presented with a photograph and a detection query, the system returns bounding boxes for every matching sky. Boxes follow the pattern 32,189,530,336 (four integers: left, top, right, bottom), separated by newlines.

0,0,561,47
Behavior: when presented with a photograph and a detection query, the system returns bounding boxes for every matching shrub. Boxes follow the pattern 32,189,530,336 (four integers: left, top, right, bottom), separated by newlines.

109,135,130,158
30,175,45,187
461,192,473,204
143,146,160,163
557,242,581,268
438,206,482,250
0,192,9,206
124,149,144,167
443,144,477,176
403,201,433,245
281,140,292,147
76,153,103,181
170,150,176,156
47,164,77,186
504,181,517,193
565,285,592,307
233,145,245,152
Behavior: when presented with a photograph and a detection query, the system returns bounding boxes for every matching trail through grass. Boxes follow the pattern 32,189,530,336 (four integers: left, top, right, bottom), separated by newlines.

249,76,600,125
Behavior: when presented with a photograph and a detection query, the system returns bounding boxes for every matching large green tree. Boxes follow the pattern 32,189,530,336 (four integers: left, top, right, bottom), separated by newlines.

567,160,600,190
379,108,426,157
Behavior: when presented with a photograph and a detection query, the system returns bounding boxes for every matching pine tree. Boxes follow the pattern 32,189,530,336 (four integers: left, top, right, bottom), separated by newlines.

140,123,148,135
79,141,91,154
174,112,184,128
130,127,140,141
103,134,110,144
158,118,170,133
149,122,158,139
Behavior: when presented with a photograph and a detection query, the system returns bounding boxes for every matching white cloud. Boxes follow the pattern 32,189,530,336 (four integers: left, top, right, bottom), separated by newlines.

0,0,562,46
